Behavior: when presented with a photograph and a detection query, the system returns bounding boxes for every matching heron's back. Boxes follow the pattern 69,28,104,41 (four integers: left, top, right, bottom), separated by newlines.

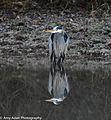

53,33,67,58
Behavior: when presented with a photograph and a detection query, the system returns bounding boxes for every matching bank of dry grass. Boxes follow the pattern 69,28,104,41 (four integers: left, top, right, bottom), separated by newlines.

0,0,111,10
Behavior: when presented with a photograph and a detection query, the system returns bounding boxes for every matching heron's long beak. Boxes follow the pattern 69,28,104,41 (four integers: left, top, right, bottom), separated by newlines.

46,29,63,33
45,29,57,33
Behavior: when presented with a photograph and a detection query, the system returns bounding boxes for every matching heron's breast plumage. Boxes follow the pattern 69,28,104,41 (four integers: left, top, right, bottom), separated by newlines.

54,33,64,56
49,32,69,58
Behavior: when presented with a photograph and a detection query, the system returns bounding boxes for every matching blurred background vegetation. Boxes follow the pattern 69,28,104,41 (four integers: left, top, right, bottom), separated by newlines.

0,0,111,11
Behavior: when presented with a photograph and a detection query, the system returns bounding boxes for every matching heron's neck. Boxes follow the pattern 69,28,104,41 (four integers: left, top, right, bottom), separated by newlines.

55,31,64,35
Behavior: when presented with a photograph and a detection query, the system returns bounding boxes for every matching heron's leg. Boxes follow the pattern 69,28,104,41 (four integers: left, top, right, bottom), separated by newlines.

57,59,61,68
50,52,57,65
59,53,65,63
62,53,65,62
57,62,63,72
57,54,64,65
53,53,56,64
58,56,62,65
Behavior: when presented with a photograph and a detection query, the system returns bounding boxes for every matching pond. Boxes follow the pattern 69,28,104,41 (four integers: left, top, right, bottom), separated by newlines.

0,62,111,120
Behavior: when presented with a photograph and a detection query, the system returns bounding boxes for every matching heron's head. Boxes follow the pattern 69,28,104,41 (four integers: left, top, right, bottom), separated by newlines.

46,26,64,33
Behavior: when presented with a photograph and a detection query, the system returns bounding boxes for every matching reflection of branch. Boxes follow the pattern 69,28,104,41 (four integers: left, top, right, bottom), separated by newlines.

0,102,8,114
9,87,25,105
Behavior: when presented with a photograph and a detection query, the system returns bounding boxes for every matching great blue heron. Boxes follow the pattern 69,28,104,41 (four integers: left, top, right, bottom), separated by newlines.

46,26,70,64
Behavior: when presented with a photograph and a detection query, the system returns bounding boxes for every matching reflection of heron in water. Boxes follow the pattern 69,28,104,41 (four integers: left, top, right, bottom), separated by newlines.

45,64,69,105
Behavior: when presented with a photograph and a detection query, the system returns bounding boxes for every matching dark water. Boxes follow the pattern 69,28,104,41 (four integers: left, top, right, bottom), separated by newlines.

0,63,111,120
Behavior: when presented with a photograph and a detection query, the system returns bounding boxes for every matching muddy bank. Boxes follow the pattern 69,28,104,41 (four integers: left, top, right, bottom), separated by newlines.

0,8,111,67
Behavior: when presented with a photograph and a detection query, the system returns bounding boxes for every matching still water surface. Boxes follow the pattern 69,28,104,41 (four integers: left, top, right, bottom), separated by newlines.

0,63,111,120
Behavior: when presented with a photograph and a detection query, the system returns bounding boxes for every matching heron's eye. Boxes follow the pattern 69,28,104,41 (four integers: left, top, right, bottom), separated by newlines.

46,26,53,30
